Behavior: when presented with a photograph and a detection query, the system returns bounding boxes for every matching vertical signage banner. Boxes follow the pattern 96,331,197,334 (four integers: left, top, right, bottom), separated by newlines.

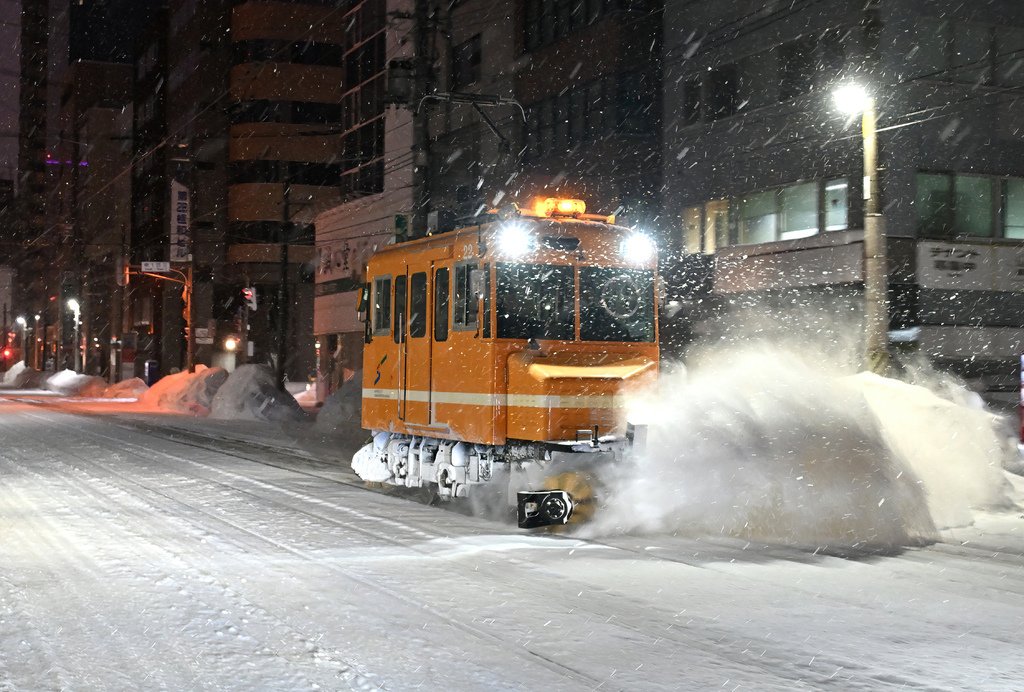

170,179,191,262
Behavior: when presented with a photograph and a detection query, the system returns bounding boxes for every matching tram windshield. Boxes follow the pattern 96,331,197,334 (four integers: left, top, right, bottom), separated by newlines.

580,267,655,342
495,263,655,342
496,263,575,340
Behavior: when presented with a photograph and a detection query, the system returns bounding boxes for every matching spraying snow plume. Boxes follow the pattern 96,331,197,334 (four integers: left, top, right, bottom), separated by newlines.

583,346,1012,550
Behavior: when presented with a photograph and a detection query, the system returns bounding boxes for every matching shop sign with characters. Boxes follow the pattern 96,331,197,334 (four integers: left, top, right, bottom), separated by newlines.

316,238,379,296
917,241,1024,291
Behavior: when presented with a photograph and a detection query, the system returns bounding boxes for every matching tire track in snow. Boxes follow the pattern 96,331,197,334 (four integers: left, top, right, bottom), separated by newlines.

0,410,379,691
18,407,602,690
57,412,867,690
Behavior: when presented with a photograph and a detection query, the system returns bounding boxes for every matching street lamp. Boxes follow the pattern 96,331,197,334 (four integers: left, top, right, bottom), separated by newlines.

14,316,26,364
67,299,81,372
834,84,888,375
33,314,40,369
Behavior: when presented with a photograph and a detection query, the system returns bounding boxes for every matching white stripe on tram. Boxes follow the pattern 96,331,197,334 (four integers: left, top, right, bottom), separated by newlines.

362,388,626,409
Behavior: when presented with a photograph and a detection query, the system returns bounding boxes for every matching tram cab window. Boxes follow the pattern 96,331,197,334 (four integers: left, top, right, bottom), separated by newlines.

434,267,450,341
496,263,574,341
372,276,391,335
409,272,427,338
394,275,407,344
579,267,655,342
453,263,479,330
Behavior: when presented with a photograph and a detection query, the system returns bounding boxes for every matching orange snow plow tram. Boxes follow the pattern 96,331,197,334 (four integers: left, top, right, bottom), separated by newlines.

352,199,658,528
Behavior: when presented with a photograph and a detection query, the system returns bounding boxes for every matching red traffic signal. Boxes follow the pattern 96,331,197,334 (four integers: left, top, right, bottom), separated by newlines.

2,348,11,360
242,286,257,311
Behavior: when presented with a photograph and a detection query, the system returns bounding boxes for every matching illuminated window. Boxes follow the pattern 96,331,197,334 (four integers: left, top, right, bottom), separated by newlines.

705,200,729,253
953,175,993,237
1006,178,1024,239
682,206,701,253
915,173,995,237
824,179,849,231
916,173,953,236
780,182,818,239
739,190,777,244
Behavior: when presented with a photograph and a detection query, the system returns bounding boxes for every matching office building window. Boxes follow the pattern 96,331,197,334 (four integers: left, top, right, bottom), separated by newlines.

707,64,738,120
780,182,818,239
687,179,849,247
705,200,730,252
1006,178,1024,239
997,28,1024,87
682,206,701,253
682,76,701,125
451,34,481,91
916,173,953,236
824,179,849,231
739,190,778,245
915,172,1005,238
778,37,816,100
953,175,993,237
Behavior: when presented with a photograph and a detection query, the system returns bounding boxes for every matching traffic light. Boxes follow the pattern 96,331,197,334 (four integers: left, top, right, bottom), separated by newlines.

242,286,257,311
115,256,130,287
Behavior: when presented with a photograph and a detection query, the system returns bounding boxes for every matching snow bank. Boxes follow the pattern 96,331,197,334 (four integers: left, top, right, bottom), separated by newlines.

314,370,362,433
102,377,149,399
584,346,1012,550
2,361,45,389
44,369,108,397
137,365,228,415
209,364,307,423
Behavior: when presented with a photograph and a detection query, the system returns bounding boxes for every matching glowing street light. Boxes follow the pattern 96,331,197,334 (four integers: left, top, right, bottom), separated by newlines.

834,83,887,374
14,316,26,364
67,299,81,372
33,314,41,369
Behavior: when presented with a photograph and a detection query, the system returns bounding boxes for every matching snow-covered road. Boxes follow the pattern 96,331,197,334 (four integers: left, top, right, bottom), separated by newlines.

1,395,1022,690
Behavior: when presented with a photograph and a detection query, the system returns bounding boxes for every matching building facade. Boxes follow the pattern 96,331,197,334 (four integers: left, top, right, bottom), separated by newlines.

313,0,408,396
312,0,666,399
662,0,1024,403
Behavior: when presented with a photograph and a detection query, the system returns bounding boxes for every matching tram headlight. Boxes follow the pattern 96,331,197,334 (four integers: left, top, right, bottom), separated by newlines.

498,222,535,257
621,232,656,263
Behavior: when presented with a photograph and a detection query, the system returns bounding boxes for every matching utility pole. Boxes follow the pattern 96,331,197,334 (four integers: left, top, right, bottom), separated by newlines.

239,279,250,366
186,264,195,373
170,144,195,373
275,164,290,391
410,0,432,238
861,0,888,376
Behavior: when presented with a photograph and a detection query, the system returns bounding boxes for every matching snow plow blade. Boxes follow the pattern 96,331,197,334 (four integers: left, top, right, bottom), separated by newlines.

517,490,574,529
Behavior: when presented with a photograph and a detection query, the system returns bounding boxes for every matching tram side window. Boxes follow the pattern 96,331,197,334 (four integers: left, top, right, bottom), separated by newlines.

372,276,391,335
410,272,427,338
434,267,450,341
394,275,407,344
453,263,479,329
